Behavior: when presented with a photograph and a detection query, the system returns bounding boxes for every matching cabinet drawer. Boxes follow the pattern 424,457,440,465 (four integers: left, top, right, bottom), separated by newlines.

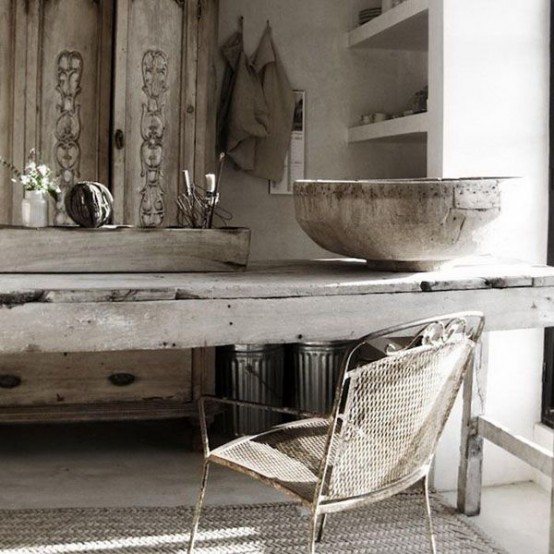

0,351,192,406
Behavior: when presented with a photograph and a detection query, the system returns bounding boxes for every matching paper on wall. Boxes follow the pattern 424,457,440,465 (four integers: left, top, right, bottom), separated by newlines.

270,90,305,195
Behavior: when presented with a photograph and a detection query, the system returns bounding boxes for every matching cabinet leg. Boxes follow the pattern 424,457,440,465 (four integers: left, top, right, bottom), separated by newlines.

189,420,204,453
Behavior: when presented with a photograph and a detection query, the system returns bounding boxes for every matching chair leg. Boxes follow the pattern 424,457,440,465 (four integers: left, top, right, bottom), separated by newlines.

308,511,320,554
422,473,437,554
316,513,327,543
188,461,210,554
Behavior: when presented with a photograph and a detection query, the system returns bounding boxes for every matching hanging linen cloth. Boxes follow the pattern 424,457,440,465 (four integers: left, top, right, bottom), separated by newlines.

248,24,295,182
221,29,269,171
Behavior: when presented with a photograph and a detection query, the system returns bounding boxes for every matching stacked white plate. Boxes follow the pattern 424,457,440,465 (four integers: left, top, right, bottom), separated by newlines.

359,7,382,25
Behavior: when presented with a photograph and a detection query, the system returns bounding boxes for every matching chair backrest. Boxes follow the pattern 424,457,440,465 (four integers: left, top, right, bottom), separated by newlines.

321,312,484,503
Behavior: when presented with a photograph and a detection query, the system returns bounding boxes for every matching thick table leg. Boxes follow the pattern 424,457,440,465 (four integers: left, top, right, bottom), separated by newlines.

457,334,489,515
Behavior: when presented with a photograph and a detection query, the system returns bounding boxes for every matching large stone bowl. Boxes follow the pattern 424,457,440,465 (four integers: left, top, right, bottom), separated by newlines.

293,178,511,271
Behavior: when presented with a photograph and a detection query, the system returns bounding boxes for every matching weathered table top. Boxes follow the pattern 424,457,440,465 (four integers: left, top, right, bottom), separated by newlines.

1,258,553,353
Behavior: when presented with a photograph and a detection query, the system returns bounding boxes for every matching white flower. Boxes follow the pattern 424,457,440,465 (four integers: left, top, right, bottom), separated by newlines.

37,165,49,177
26,161,36,172
20,175,31,185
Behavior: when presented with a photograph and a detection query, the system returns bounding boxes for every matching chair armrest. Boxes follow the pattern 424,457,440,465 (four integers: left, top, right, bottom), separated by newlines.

197,396,329,457
199,395,328,420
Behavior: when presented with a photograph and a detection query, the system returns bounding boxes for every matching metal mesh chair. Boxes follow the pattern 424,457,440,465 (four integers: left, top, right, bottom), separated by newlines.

188,312,485,553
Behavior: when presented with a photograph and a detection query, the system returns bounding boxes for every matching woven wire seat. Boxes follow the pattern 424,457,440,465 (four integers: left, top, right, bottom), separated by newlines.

188,312,485,554
210,417,330,503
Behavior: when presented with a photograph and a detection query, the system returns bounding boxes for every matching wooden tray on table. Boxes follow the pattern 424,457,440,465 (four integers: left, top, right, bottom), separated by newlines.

0,226,251,272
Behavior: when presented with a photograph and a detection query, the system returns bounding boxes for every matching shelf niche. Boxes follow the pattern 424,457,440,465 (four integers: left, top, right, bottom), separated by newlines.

348,112,428,143
348,0,429,51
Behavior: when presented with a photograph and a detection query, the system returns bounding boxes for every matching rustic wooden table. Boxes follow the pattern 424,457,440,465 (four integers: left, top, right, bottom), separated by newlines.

1,258,554,549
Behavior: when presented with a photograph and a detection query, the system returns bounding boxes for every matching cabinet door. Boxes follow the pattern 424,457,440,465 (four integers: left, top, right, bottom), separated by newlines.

14,0,113,225
112,0,197,227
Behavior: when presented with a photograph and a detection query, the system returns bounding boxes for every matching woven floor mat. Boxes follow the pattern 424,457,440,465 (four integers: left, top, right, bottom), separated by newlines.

0,493,507,553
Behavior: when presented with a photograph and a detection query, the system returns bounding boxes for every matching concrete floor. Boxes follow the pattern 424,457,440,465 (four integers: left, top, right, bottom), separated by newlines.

0,420,550,553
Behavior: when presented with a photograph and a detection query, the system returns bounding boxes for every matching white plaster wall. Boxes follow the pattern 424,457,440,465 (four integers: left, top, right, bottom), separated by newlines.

431,0,550,490
217,0,427,260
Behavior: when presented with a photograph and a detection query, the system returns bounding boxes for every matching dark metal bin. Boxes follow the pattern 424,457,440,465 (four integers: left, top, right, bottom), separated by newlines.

216,344,284,435
291,341,352,413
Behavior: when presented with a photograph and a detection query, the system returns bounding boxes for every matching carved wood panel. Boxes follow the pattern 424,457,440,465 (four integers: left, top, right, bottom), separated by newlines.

53,50,84,223
37,0,113,224
113,0,191,227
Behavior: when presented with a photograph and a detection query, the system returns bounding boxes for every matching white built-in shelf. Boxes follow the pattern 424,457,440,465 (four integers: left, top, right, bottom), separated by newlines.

348,112,428,143
348,0,429,50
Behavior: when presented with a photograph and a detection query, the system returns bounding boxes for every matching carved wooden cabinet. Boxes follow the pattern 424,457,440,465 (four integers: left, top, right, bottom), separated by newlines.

2,0,216,226
0,0,218,422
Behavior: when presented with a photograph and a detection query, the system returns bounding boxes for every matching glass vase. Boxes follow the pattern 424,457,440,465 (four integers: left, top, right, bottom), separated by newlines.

21,190,48,228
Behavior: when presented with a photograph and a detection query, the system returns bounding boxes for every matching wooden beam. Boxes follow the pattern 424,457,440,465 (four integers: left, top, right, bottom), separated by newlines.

1,286,554,354
478,416,553,476
11,0,29,225
182,0,199,186
0,259,551,299
457,336,488,515
0,401,197,423
0,0,14,224
111,0,129,225
194,0,219,178
96,0,115,186
551,451,554,554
